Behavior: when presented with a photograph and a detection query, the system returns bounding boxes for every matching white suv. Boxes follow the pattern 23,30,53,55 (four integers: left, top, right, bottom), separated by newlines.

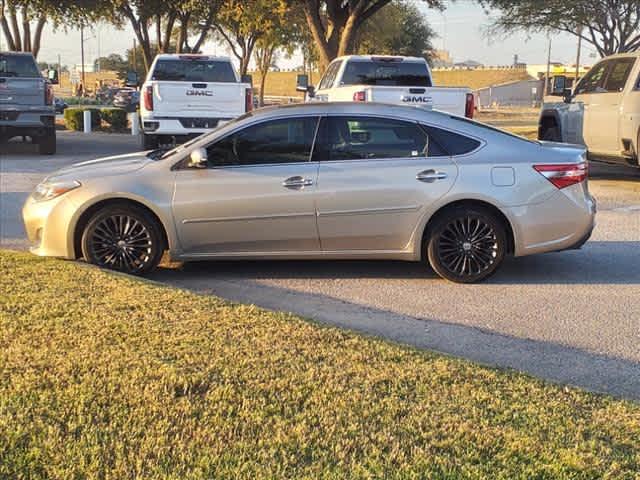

139,54,253,149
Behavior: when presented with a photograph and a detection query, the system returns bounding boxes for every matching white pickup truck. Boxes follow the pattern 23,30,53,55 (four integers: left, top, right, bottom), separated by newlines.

539,52,640,167
139,54,253,149
296,55,474,118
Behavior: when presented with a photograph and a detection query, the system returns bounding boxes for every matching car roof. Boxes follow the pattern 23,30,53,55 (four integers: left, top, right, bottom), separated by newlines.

154,54,232,62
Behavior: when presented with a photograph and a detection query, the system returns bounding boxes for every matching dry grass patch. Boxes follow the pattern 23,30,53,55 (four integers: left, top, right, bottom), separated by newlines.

1,250,639,479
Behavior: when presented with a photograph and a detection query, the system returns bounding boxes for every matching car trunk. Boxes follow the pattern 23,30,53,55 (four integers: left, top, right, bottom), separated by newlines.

152,81,246,118
0,78,44,108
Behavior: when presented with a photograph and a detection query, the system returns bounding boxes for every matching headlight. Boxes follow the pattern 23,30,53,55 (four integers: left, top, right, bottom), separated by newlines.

32,180,81,202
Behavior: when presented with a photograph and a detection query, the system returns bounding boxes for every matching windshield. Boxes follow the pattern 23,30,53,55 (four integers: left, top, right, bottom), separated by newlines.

341,60,432,87
151,59,237,82
157,111,255,159
0,54,40,78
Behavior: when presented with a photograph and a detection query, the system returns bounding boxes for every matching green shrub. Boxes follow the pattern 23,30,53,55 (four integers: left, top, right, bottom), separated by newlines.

64,107,101,131
100,108,128,130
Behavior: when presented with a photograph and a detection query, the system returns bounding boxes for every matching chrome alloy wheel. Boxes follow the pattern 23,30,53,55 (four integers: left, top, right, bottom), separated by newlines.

88,214,153,272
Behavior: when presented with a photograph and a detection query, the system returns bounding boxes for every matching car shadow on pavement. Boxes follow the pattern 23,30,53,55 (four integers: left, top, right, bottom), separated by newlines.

589,161,640,181
153,240,639,285
149,267,640,401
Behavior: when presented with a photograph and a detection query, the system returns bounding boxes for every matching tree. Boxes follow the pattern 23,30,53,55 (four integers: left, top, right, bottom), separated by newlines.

94,52,128,76
214,0,288,76
0,0,98,57
295,0,444,71
479,0,640,57
355,1,436,60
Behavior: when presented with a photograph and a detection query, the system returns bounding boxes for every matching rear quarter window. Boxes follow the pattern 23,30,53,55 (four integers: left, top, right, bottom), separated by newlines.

151,59,236,82
424,125,481,156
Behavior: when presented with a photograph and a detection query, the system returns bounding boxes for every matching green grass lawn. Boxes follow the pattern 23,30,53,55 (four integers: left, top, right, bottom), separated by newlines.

1,250,638,479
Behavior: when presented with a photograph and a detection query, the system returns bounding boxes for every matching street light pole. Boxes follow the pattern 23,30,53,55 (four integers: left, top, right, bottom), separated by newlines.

575,29,583,81
544,36,552,96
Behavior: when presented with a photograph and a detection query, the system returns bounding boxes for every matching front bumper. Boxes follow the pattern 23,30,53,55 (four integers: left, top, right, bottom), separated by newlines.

22,194,76,259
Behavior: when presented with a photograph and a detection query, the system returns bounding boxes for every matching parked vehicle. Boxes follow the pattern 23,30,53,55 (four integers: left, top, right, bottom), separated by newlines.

23,102,595,283
54,97,68,114
139,54,253,150
539,52,640,167
0,51,57,154
113,88,139,112
297,55,475,118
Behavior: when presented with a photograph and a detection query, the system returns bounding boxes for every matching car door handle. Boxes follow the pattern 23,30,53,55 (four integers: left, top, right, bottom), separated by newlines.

416,170,447,183
282,176,314,189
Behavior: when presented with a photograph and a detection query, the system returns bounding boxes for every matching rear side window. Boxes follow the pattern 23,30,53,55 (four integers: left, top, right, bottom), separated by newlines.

318,60,342,90
0,54,40,78
340,60,431,87
424,126,481,156
323,116,444,160
206,117,319,167
603,58,636,92
151,59,236,82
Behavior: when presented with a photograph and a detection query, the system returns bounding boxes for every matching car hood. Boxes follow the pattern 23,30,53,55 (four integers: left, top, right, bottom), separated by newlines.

46,152,152,182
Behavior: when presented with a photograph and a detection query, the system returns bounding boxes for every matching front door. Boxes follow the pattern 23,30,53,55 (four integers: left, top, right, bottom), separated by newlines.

172,116,321,255
314,115,458,252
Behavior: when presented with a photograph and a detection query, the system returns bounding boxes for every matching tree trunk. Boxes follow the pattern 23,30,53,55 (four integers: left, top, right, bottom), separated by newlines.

0,1,17,51
8,3,21,51
31,17,46,58
21,7,30,52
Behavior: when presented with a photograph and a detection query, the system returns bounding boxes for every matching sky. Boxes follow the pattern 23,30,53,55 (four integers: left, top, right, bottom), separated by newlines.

28,0,601,70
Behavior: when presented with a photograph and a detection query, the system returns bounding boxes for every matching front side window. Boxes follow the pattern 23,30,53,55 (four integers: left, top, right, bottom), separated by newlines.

323,116,437,160
151,59,237,82
206,117,319,167
603,58,636,92
340,60,431,87
0,54,40,78
574,60,611,94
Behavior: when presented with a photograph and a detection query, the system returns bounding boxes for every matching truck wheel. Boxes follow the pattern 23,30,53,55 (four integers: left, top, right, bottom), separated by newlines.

542,127,561,142
141,133,158,150
38,129,56,155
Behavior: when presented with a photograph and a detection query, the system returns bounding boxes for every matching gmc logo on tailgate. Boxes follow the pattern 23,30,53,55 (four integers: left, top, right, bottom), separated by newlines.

186,90,213,96
401,95,432,104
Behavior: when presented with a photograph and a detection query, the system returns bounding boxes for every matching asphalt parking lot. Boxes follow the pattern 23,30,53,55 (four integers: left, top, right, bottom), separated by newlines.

2,132,639,399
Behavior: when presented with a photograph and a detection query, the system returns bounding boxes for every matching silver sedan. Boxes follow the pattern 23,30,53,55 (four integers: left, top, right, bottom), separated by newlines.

22,102,596,283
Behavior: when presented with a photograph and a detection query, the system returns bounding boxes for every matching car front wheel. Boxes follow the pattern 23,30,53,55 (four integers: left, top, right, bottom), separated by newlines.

426,207,506,283
81,204,164,275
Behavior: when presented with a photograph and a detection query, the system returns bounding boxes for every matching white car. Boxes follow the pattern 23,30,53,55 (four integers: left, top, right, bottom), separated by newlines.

296,55,474,118
539,52,640,167
139,54,253,149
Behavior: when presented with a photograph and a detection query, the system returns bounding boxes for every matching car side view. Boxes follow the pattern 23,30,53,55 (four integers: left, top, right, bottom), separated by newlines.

22,103,596,283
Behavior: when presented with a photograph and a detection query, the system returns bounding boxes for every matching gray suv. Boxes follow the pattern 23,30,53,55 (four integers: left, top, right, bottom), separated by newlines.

0,52,57,154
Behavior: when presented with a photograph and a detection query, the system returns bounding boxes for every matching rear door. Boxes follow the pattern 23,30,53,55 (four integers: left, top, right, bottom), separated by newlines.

314,115,458,252
172,115,321,255
0,54,44,108
150,57,245,119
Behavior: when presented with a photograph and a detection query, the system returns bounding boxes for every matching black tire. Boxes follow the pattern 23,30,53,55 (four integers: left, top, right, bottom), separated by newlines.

541,126,561,142
140,132,158,150
38,129,56,155
81,203,165,275
426,206,507,283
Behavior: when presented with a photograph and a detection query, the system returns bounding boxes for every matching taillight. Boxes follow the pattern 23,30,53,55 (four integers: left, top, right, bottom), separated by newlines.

465,93,474,119
353,91,366,102
143,86,153,111
45,84,54,106
533,162,587,189
245,88,253,112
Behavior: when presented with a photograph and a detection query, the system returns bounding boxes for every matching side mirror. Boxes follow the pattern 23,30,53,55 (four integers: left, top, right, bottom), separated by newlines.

47,69,59,85
550,75,567,96
125,71,139,88
188,147,208,168
241,74,253,85
563,88,573,104
296,74,309,92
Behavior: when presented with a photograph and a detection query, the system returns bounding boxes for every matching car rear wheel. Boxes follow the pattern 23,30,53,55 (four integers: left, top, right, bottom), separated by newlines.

38,128,56,155
81,204,164,275
140,132,158,150
426,207,506,283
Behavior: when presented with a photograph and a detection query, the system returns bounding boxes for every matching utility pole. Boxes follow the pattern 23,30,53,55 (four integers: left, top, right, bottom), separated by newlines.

544,36,552,96
575,29,583,81
80,25,86,95
132,38,137,72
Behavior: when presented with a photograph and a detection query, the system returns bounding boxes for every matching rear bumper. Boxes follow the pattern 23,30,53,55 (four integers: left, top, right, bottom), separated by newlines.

140,114,233,136
0,111,55,138
507,185,596,257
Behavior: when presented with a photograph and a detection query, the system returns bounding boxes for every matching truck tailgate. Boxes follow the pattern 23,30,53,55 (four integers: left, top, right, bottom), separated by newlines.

0,78,44,108
153,81,247,117
367,86,470,117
